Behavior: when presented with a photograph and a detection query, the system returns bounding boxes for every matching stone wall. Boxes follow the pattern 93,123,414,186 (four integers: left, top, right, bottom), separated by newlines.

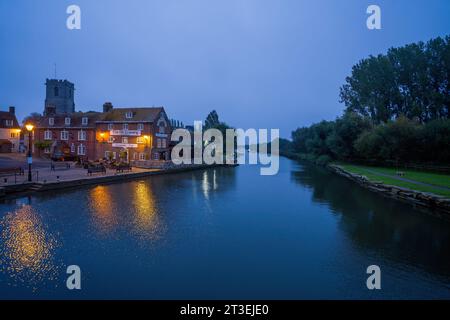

328,164,450,217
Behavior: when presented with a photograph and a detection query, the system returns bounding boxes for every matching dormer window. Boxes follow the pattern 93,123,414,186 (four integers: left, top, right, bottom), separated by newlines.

65,117,71,125
49,117,54,126
5,120,13,127
125,112,133,119
82,117,88,125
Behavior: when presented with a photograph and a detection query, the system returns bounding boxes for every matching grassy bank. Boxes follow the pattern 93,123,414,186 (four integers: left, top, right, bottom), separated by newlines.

336,163,450,198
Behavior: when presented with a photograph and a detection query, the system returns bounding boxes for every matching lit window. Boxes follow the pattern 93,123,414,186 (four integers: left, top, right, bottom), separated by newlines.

137,137,144,144
44,130,52,140
125,112,133,119
65,117,71,125
49,118,54,126
122,137,128,144
139,153,146,160
82,117,88,125
137,123,144,131
61,131,69,140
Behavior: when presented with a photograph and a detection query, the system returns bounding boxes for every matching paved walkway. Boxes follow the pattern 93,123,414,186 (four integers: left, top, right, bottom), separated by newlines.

0,162,160,186
362,168,450,191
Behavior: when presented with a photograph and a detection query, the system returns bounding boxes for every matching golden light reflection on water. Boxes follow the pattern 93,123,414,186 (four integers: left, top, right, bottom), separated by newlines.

132,182,164,241
0,205,60,290
89,185,117,234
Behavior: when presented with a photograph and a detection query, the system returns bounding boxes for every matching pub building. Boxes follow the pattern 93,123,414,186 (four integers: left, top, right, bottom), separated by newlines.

95,102,172,162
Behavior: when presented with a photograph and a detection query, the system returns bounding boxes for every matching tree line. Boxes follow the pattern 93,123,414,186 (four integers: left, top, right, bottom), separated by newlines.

287,36,450,166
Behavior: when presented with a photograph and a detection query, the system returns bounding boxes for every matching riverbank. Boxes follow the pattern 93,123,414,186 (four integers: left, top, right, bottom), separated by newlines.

329,164,450,217
0,163,237,198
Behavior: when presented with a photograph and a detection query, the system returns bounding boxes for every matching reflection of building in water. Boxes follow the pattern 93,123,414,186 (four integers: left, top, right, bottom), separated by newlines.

0,205,59,289
202,169,218,199
89,185,116,234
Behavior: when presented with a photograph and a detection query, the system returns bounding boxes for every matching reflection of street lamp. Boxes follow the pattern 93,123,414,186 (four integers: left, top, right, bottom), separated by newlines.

99,132,105,142
25,124,34,182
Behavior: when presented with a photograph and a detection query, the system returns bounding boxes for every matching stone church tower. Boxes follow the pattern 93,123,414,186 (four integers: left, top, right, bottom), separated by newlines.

44,79,75,115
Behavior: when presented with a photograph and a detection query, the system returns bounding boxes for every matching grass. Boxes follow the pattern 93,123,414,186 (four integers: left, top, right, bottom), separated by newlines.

336,163,450,198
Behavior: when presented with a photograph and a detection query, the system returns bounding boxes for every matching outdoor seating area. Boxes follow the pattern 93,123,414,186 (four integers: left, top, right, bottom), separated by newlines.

50,162,71,171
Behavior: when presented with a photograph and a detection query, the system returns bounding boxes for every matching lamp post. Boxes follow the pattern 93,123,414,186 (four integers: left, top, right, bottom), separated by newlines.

25,124,34,182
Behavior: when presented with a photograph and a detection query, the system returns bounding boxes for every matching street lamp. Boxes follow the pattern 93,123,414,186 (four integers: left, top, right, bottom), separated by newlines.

25,124,34,182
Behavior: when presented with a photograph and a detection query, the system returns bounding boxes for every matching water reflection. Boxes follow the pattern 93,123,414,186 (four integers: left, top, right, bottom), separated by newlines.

131,181,163,241
291,161,450,277
89,186,117,234
0,205,60,290
202,169,219,199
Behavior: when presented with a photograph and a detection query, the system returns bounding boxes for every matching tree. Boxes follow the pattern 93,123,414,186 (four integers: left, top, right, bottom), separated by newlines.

22,112,42,125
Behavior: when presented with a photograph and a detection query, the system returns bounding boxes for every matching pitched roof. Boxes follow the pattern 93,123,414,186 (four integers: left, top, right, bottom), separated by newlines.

0,111,20,129
37,111,103,128
99,107,164,122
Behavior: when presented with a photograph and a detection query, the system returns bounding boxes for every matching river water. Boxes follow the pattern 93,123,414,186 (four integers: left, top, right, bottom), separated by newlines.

0,157,449,299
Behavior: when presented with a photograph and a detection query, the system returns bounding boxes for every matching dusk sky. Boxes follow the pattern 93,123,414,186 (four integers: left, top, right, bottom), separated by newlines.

1,0,449,138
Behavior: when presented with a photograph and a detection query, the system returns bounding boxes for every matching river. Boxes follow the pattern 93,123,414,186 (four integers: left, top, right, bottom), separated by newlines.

0,157,449,299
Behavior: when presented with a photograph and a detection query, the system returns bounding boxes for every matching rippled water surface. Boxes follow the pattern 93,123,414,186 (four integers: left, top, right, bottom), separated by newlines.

1,158,449,299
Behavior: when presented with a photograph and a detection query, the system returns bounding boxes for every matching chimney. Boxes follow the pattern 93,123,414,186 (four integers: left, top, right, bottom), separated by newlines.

103,102,113,113
9,106,15,114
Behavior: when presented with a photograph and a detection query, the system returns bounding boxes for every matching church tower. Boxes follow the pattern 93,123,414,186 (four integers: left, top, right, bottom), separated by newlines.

44,79,75,115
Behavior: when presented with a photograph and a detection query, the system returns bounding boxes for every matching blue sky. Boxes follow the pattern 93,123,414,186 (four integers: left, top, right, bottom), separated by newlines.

0,0,449,137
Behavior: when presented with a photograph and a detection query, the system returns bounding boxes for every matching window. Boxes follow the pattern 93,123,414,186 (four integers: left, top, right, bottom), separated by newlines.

123,123,128,130
108,123,113,130
71,143,75,153
139,153,146,161
61,131,69,140
159,126,165,134
157,138,162,148
82,117,88,125
78,130,87,141
77,144,86,155
44,147,51,154
122,137,128,144
49,118,54,126
125,112,133,119
10,132,18,138
65,117,71,125
112,152,117,159
105,151,111,159
161,139,167,148
136,137,144,144
5,120,13,126
54,87,59,96
44,130,52,140
137,123,144,131
108,136,114,143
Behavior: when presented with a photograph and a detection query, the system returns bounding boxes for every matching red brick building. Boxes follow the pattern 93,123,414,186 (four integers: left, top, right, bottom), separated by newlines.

34,112,101,160
32,103,172,162
95,103,172,162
